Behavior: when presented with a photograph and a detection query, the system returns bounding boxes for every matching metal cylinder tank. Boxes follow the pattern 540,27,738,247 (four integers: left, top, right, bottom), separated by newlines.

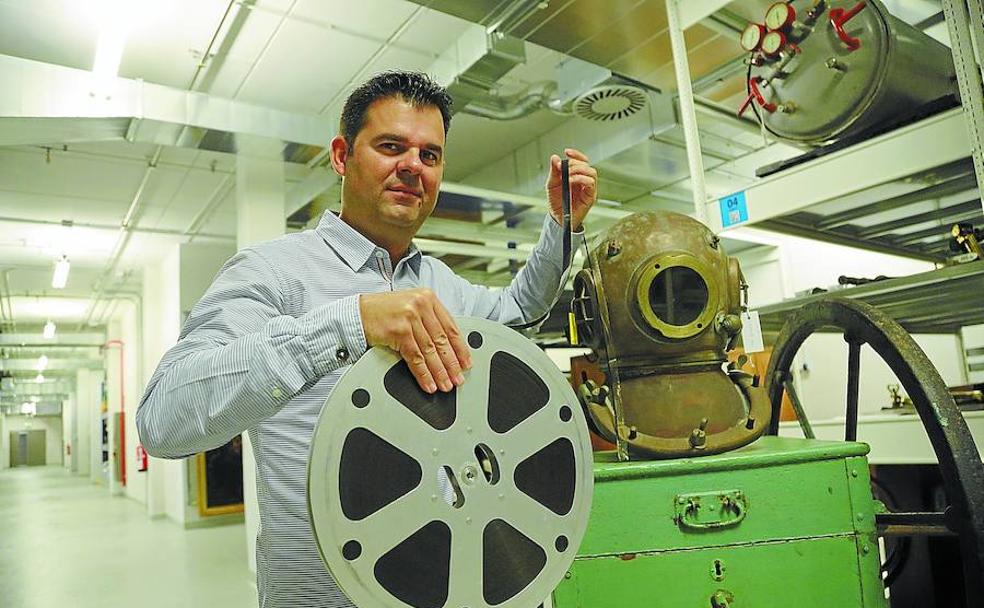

738,0,957,145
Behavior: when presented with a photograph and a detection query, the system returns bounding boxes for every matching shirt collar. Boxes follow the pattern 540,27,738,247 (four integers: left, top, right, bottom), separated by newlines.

315,211,422,275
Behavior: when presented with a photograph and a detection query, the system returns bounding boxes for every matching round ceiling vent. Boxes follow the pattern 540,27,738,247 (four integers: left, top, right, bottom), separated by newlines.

574,85,648,121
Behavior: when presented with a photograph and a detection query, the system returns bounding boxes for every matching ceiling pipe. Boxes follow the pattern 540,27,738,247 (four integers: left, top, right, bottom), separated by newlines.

0,214,231,241
1,270,15,331
315,5,426,116
184,173,236,241
186,0,241,92
78,1,256,329
78,146,161,329
460,81,557,121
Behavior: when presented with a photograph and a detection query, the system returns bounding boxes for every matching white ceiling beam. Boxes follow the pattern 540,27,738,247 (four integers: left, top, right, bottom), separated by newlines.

415,238,534,260
286,168,339,217
0,53,336,150
0,358,103,371
676,0,736,29
418,217,540,244
0,333,106,347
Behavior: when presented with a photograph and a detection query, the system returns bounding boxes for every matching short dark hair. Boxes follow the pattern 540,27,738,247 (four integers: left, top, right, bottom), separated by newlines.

339,71,453,145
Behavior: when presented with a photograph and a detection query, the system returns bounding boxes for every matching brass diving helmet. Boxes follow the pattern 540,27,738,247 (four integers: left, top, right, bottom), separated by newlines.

571,211,771,458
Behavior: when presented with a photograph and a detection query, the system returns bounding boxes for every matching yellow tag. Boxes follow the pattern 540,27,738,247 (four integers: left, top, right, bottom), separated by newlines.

568,311,579,345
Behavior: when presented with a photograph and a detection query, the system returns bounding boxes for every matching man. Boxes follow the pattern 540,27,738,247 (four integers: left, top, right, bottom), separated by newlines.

137,71,597,607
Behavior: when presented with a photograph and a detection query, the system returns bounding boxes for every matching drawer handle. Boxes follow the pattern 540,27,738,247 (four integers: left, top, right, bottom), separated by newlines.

674,490,748,530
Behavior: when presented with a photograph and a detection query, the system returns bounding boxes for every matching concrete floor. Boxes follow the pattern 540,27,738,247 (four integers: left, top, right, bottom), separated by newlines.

0,466,258,608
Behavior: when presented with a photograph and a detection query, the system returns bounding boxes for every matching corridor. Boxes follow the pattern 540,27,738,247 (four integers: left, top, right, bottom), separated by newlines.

0,466,257,608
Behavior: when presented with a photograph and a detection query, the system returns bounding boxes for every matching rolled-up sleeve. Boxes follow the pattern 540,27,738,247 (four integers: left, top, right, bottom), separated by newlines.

451,214,585,325
136,247,367,458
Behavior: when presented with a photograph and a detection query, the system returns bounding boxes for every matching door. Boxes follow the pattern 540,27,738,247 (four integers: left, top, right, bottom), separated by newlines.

26,430,45,465
10,432,26,466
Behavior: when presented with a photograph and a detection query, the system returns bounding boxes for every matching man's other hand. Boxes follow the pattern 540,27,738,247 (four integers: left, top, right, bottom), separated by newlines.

546,148,598,231
359,289,472,394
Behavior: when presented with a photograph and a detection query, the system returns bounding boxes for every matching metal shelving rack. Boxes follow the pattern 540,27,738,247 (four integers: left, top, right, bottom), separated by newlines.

756,259,984,335
699,2,984,261
686,1,984,342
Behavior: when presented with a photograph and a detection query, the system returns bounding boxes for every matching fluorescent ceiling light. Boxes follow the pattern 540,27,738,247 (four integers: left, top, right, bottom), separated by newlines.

43,320,56,339
35,373,45,384
92,23,126,82
21,402,36,416
37,355,49,371
52,255,70,289
91,0,142,88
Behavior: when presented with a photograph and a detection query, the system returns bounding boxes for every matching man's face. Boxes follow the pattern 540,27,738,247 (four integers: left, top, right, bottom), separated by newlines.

334,96,445,235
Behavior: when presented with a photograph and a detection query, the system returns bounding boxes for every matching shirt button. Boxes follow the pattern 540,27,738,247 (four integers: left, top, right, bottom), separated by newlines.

336,347,350,362
271,387,283,399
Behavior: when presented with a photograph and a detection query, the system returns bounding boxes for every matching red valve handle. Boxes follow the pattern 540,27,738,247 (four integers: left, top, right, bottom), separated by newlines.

830,1,867,51
738,76,778,117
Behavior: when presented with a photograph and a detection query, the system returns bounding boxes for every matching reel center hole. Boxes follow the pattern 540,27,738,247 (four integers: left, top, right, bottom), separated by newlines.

474,443,500,485
436,444,500,509
438,466,466,508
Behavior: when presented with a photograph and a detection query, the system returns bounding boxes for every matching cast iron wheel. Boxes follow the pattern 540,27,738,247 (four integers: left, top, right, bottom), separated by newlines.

763,298,984,601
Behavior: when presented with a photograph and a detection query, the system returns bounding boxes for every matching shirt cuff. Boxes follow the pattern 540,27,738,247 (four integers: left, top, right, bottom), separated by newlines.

301,295,368,377
536,214,585,269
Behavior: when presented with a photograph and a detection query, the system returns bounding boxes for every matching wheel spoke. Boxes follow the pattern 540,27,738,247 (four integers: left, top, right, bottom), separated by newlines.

764,297,984,600
845,336,862,442
876,511,956,537
782,375,815,440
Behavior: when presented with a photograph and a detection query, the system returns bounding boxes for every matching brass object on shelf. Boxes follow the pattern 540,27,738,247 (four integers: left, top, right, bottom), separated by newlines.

571,211,771,459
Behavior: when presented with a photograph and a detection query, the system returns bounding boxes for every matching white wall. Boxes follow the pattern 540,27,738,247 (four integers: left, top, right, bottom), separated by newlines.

139,242,235,526
734,245,786,310
794,332,967,421
75,368,98,479
103,299,146,504
731,228,934,306
179,242,234,315
963,324,984,383
3,415,64,465
141,246,182,520
0,413,7,469
105,319,124,495
63,394,75,472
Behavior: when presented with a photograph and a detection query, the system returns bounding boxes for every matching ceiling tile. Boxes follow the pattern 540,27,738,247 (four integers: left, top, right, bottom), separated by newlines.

234,18,382,113
394,8,472,57
201,5,286,98
0,0,99,71
119,0,231,88
292,0,419,38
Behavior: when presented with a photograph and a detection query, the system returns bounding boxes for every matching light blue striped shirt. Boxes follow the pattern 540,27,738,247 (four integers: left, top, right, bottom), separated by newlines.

136,210,574,608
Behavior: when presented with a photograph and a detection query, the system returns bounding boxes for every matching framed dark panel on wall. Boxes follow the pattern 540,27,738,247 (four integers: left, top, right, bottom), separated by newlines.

196,435,245,516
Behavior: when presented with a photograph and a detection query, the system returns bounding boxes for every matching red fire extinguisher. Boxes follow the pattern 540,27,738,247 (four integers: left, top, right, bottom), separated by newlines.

136,444,148,472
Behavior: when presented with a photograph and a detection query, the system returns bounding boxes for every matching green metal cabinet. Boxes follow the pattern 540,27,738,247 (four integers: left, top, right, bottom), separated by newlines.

553,436,887,607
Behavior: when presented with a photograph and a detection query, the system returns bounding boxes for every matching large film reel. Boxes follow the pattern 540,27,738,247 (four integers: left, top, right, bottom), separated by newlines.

308,317,594,608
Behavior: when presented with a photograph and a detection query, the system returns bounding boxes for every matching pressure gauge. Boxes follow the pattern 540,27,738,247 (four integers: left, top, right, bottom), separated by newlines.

739,23,766,52
764,2,796,30
761,30,786,56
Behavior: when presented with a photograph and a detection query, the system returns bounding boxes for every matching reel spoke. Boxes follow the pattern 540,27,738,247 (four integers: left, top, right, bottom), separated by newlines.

344,488,437,565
